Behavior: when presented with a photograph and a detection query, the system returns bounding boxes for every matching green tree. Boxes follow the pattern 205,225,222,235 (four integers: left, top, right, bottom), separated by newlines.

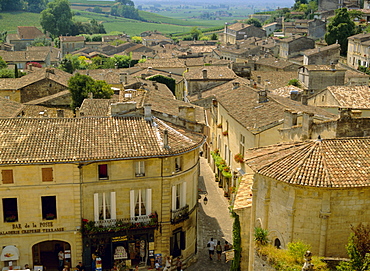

31,37,52,46
68,73,113,109
0,57,7,69
40,0,74,37
337,223,370,271
325,8,355,55
59,54,81,73
131,36,142,43
231,211,241,271
210,33,218,40
190,27,203,40
27,0,47,12
0,0,25,11
148,75,176,94
245,18,262,27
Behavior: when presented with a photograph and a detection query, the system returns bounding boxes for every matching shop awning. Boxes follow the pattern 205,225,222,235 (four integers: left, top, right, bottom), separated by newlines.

1,246,19,261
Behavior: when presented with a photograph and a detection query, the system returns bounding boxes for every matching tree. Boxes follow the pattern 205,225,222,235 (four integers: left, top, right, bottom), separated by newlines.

31,37,52,46
27,0,47,12
0,0,25,11
210,33,218,40
325,8,355,55
131,36,142,43
190,27,203,41
68,73,113,109
40,0,74,37
245,18,262,28
0,57,7,69
337,223,370,270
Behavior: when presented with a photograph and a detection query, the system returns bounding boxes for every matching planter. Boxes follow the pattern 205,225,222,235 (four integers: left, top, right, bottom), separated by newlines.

222,131,228,136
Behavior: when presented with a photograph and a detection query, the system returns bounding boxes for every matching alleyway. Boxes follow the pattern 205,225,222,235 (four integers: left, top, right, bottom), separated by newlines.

186,157,233,271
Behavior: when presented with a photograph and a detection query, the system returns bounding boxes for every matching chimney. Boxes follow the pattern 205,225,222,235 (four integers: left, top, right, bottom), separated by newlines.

75,107,80,117
232,82,240,89
169,72,172,78
141,74,146,79
163,130,169,149
202,69,208,79
302,112,314,139
120,72,128,84
257,75,262,84
178,106,196,122
242,23,245,28
301,90,308,105
258,90,268,103
283,109,297,128
144,104,152,121
330,62,336,71
88,92,93,99
57,109,64,118
264,80,269,91
236,44,240,49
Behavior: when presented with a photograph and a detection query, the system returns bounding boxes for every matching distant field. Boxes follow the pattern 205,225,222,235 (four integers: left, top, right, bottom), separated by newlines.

0,12,41,33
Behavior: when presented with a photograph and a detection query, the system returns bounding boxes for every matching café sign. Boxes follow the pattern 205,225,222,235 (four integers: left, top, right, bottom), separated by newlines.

0,222,64,235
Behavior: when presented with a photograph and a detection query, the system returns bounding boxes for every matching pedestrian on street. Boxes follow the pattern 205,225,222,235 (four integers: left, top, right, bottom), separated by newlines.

163,256,171,271
155,260,160,270
176,256,183,271
207,237,215,260
216,241,222,261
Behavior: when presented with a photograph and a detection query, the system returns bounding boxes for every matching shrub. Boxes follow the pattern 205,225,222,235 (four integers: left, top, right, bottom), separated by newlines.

287,240,311,264
254,227,269,246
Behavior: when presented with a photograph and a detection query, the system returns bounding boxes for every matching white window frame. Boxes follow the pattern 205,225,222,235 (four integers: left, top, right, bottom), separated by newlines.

171,182,187,211
130,189,152,218
94,192,116,221
135,161,145,177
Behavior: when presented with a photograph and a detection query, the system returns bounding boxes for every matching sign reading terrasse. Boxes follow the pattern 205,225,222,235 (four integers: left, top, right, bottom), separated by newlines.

0,222,64,235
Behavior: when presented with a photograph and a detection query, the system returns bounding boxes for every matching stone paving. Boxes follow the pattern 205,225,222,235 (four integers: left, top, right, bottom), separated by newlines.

185,157,233,271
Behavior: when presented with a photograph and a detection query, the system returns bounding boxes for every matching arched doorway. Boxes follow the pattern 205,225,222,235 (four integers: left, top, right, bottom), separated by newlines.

32,241,71,271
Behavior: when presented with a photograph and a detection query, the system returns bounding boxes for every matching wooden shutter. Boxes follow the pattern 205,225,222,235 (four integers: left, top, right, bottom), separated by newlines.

181,182,187,207
130,190,135,218
2,170,13,184
42,168,53,182
171,185,176,211
146,189,152,215
110,192,116,220
180,231,186,250
94,193,99,221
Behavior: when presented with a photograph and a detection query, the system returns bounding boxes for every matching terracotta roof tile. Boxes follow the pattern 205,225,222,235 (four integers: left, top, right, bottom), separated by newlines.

184,66,236,80
0,50,49,62
0,117,205,164
17,26,48,40
245,138,370,187
327,86,370,108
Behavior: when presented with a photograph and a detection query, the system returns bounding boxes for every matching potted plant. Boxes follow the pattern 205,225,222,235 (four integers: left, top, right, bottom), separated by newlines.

234,153,244,163
217,123,222,128
46,213,55,220
222,130,228,136
5,215,17,222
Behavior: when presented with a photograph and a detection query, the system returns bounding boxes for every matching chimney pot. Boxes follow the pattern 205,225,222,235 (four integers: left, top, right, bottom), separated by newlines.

144,104,152,120
163,130,169,149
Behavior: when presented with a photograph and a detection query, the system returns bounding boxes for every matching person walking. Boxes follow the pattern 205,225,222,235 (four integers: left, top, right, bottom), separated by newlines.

207,238,215,260
216,241,222,261
163,256,171,271
176,256,183,271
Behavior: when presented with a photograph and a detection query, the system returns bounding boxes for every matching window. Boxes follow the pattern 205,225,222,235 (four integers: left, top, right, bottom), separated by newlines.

175,157,182,172
239,134,245,155
94,192,116,221
42,196,57,220
4,96,9,100
98,164,108,179
135,161,145,177
42,168,53,182
130,189,152,217
3,198,18,223
172,182,186,211
170,228,186,257
2,170,14,184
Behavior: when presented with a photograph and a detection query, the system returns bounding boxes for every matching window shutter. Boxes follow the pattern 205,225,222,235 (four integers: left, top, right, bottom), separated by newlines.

111,192,116,220
146,189,152,215
180,231,186,250
42,168,53,182
2,170,13,184
171,185,176,211
94,193,99,221
181,182,187,207
130,190,135,218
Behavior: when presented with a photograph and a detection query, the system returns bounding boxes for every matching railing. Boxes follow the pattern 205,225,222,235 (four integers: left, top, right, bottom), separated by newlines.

82,213,158,235
171,204,189,224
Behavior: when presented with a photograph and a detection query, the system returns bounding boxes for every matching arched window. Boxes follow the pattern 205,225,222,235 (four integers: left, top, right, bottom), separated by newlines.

274,238,281,249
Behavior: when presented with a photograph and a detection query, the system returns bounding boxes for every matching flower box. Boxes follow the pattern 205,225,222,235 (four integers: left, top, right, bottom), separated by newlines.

5,215,17,222
46,213,55,220
234,153,244,163
217,123,222,128
222,131,228,136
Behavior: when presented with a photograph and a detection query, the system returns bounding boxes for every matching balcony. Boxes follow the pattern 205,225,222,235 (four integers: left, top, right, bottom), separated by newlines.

82,213,158,235
171,204,189,224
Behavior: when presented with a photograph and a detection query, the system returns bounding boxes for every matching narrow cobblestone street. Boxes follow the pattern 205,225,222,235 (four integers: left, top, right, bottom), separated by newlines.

186,157,233,271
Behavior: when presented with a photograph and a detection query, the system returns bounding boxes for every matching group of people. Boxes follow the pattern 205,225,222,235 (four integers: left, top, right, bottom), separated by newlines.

155,255,182,271
207,238,232,262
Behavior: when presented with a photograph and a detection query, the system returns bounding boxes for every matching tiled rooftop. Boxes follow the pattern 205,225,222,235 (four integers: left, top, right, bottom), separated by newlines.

303,44,340,56
271,85,302,98
17,26,47,40
0,50,49,62
0,117,205,164
327,86,370,108
244,138,370,188
184,66,236,80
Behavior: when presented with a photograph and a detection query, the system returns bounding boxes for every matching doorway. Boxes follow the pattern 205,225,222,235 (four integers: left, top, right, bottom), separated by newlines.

32,241,71,271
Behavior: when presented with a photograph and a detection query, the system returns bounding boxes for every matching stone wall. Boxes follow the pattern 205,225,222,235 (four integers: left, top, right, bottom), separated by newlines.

20,78,67,103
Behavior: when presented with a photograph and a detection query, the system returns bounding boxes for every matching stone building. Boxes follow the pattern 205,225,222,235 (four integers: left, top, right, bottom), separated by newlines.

0,107,205,271
347,32,370,69
0,50,51,69
278,36,315,59
0,68,71,103
239,137,370,269
223,23,266,44
303,43,340,65
59,36,86,57
5,26,51,51
298,64,346,92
